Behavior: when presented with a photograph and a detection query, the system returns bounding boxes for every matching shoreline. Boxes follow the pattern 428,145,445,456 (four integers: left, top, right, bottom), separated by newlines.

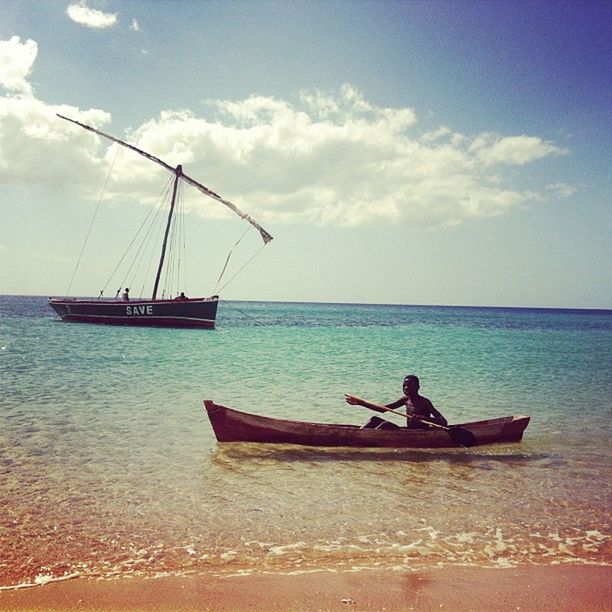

1,564,610,611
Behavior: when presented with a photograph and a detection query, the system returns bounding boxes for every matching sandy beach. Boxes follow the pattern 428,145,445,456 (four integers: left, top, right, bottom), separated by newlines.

2,564,610,611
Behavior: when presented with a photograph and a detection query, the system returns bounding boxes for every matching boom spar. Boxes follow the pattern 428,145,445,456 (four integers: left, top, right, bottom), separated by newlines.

57,113,273,245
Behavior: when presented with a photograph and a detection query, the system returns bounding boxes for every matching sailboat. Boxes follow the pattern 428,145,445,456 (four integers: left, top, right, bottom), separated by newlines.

48,114,272,329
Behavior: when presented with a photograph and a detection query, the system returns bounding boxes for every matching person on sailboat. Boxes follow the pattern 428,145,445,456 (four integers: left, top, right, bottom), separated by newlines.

122,288,130,301
346,375,448,429
174,292,188,300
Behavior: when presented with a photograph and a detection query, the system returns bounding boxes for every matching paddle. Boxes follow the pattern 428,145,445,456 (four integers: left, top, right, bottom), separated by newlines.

345,394,478,447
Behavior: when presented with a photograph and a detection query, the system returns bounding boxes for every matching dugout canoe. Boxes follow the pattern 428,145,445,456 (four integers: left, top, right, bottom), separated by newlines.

203,400,530,448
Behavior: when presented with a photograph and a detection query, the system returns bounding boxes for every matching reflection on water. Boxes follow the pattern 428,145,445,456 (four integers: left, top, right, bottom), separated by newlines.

210,442,551,466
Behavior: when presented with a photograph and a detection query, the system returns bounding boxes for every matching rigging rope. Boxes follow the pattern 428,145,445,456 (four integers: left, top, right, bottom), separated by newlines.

66,143,120,297
214,241,268,295
213,225,252,294
219,299,270,326
65,141,269,301
177,193,186,295
160,178,185,299
102,177,173,298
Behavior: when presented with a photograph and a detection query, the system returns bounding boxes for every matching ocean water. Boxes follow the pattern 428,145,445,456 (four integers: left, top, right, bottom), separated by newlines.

0,296,610,587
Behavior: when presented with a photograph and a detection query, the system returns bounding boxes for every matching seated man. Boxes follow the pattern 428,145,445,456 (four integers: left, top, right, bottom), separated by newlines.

346,375,447,429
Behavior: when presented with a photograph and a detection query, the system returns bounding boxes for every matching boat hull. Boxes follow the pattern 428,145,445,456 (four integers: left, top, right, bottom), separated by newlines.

49,296,218,329
203,401,531,448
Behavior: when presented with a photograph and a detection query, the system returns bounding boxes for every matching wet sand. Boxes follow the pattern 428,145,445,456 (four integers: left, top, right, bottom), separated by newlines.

1,564,610,611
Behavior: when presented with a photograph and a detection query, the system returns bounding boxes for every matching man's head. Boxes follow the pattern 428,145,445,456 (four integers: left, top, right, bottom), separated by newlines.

403,375,420,394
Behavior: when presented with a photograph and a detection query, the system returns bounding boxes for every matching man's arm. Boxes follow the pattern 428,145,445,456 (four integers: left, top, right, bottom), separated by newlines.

427,401,448,427
386,396,408,410
345,394,399,414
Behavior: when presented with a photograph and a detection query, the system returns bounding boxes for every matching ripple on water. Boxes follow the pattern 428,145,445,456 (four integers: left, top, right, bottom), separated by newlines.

1,298,610,586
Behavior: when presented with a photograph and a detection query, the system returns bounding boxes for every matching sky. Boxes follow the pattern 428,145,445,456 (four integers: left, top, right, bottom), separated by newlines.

0,0,610,308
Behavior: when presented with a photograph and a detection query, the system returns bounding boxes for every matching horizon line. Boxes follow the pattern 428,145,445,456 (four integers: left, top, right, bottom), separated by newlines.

2,294,611,313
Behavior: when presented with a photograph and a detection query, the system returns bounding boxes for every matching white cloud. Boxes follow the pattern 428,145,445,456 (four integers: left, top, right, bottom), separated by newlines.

547,182,576,198
469,133,568,166
66,2,118,29
0,36,37,96
422,126,451,142
130,19,140,32
0,36,572,229
0,36,111,190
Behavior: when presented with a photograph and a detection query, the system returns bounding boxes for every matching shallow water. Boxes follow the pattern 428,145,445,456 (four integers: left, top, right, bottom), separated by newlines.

1,297,610,586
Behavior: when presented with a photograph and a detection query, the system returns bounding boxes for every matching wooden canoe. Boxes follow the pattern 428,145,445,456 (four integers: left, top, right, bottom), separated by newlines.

203,400,530,448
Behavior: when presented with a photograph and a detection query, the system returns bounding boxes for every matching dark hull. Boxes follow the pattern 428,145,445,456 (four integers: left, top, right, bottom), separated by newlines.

49,296,218,329
204,401,531,448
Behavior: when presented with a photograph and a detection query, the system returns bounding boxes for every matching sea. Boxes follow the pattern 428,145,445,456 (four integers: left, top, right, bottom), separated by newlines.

1,296,610,588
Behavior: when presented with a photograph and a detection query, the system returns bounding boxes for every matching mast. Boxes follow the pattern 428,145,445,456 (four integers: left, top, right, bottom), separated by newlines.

152,164,182,300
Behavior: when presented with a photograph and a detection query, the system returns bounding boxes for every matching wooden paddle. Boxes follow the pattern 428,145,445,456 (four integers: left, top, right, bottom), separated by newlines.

345,394,478,447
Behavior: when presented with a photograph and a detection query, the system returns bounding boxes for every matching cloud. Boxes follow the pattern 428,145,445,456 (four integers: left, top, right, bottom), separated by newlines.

0,36,37,96
66,2,118,29
130,19,140,32
0,36,572,229
422,126,452,142
469,133,567,166
547,182,576,198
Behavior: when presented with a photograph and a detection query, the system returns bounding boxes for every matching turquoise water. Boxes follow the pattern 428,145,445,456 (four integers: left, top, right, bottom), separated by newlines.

1,296,610,587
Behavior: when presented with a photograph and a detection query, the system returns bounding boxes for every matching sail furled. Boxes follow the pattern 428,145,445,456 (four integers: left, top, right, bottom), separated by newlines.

180,174,273,244
57,114,273,245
